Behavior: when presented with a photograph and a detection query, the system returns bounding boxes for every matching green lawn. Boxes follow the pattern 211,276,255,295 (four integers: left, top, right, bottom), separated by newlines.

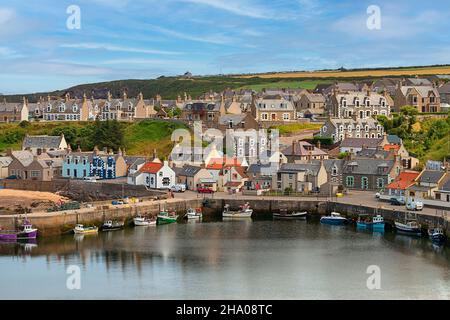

270,123,323,135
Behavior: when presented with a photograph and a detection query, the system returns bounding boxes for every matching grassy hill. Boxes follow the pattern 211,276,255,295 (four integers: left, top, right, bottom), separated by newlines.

0,120,188,158
2,64,449,103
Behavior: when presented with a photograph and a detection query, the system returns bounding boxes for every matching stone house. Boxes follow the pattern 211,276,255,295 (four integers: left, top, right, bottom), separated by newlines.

273,161,328,193
342,158,401,191
251,94,296,122
7,150,62,181
175,165,213,191
329,91,391,119
296,93,326,118
0,98,29,123
282,140,328,162
22,134,68,155
318,117,384,142
406,170,447,200
393,85,441,113
0,156,13,178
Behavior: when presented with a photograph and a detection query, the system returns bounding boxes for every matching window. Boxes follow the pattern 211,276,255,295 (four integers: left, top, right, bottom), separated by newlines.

159,171,163,177
67,169,70,176
31,171,40,177
73,105,78,113
283,113,290,120
377,178,384,189
361,177,369,190
346,176,354,187
261,113,268,120
332,166,338,176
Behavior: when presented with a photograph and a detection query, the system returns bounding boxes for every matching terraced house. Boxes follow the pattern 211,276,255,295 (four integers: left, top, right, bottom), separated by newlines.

329,91,391,119
100,92,156,121
43,93,91,121
62,147,127,180
318,117,384,142
342,158,401,191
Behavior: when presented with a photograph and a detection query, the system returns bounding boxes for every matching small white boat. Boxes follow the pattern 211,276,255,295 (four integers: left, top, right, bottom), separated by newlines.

320,212,347,225
273,210,307,220
73,224,98,235
395,220,421,235
133,216,156,226
428,227,446,244
185,208,202,219
223,203,253,218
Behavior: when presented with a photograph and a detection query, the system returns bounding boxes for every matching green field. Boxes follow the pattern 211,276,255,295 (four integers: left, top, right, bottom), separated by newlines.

0,120,188,158
239,80,332,91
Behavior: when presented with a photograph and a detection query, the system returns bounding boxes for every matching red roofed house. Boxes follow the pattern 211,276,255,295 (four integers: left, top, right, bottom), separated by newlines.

128,160,175,189
385,171,420,199
205,157,246,192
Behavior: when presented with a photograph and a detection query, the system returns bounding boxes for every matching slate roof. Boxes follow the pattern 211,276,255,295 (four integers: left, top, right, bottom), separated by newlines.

340,138,382,149
0,156,12,167
282,141,328,157
387,134,402,145
400,86,439,98
23,135,64,149
278,163,321,176
418,170,446,184
342,159,394,175
178,165,203,177
440,178,450,191
218,114,246,125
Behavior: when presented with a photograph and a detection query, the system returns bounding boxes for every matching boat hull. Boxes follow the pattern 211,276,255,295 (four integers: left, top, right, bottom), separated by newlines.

430,234,446,244
320,217,347,225
133,218,156,226
395,222,421,236
357,222,385,231
157,216,178,225
273,212,307,220
0,229,38,240
223,212,252,218
73,227,98,235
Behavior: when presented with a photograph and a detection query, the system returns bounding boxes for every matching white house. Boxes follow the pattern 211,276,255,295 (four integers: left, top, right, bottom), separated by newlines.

128,160,175,189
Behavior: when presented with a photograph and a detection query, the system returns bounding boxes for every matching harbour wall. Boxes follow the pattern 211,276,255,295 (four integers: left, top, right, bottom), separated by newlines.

0,197,448,236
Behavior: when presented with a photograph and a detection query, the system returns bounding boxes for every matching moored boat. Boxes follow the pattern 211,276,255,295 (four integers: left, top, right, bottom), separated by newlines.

273,209,307,220
157,211,178,225
356,214,385,231
101,220,125,231
0,219,38,241
223,203,253,218
184,208,202,219
394,220,422,236
73,224,98,235
320,212,347,225
133,215,156,226
428,227,446,244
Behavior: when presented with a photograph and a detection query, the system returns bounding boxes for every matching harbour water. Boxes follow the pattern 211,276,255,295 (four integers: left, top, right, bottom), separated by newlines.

0,219,449,299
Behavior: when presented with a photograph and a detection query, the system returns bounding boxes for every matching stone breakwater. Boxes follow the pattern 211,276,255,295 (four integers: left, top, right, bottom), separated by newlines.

0,197,448,237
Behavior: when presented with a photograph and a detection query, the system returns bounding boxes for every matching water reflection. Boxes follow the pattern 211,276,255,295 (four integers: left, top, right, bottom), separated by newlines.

0,220,449,299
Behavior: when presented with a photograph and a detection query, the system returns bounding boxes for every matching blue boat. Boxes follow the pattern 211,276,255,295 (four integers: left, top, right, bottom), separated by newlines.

357,214,385,231
320,212,347,225
428,228,446,245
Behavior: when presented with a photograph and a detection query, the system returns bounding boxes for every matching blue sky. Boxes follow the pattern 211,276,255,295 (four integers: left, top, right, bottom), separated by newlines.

0,0,450,94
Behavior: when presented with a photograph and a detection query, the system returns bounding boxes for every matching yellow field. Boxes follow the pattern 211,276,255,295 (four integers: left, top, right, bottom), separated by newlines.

239,66,450,79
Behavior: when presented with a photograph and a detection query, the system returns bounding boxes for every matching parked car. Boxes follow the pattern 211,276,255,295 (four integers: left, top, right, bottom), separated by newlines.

390,198,405,206
112,200,124,205
197,187,214,194
406,201,424,211
83,176,97,183
375,192,381,199
170,184,186,192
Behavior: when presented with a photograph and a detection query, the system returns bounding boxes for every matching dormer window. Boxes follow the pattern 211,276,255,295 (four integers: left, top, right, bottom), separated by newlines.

342,99,347,107
128,104,133,111
73,105,78,113
59,104,65,112
355,99,360,107
47,105,51,112
381,99,386,107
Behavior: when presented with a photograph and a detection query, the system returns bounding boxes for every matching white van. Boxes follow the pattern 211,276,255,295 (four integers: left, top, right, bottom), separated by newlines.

406,200,424,211
170,184,186,192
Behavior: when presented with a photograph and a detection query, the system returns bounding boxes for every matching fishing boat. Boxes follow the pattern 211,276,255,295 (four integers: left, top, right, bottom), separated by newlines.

223,203,253,218
184,208,202,219
356,214,385,231
101,220,125,231
394,220,422,236
428,227,446,244
273,209,307,220
73,224,98,235
157,211,178,225
320,212,347,225
0,219,38,241
133,215,156,226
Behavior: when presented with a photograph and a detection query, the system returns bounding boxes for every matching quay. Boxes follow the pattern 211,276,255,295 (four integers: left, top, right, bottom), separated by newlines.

0,191,448,237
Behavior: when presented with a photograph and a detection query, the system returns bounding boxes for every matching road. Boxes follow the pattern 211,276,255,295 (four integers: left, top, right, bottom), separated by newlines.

173,190,449,220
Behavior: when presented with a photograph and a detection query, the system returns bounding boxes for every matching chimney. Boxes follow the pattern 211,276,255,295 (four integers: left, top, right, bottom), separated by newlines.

65,92,70,102
123,91,127,100
153,148,157,160
316,140,321,150
292,141,296,154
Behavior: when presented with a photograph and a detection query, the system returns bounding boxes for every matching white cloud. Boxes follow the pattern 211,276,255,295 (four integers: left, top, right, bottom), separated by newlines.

179,0,282,19
151,25,234,45
0,8,14,25
60,43,182,55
